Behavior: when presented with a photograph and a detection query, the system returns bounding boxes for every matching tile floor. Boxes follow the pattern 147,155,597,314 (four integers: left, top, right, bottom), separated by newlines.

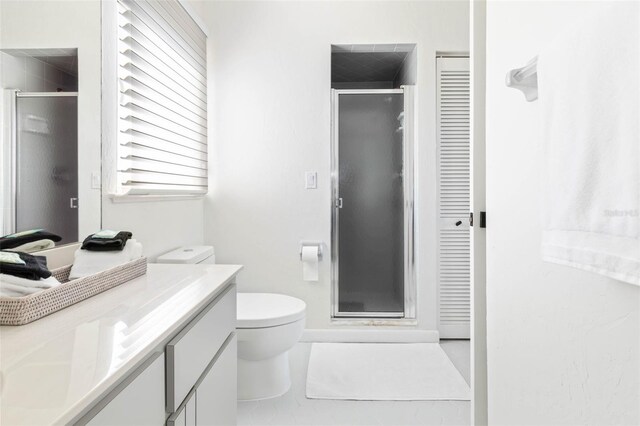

237,340,470,426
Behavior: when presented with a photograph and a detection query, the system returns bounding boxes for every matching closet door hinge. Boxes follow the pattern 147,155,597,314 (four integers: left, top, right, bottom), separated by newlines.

470,211,487,228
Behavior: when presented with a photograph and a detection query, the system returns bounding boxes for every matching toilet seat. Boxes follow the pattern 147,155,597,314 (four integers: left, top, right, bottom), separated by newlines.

237,293,306,328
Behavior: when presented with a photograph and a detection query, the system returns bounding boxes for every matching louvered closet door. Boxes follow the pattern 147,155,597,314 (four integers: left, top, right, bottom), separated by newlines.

436,57,470,339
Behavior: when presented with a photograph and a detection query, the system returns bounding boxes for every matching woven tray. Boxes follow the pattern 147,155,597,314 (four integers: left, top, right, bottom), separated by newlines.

0,257,147,326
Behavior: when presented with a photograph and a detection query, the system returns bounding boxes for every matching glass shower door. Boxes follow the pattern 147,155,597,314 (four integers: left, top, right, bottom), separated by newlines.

16,95,78,245
334,91,405,316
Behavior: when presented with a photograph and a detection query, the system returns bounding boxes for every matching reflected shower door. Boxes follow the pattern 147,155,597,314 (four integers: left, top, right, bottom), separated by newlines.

335,91,404,316
16,95,78,244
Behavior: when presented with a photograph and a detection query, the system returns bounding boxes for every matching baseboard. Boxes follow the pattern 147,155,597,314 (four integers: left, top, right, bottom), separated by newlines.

301,329,440,343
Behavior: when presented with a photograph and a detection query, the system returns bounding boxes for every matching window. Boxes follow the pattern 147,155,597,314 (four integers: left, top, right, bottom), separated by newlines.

114,0,207,196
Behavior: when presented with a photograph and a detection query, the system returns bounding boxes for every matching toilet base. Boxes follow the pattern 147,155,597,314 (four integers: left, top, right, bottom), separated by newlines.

237,352,291,401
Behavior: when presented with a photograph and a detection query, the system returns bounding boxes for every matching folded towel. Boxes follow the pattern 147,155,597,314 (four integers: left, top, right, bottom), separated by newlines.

0,229,61,250
6,239,55,253
537,2,640,285
0,250,52,280
69,239,143,280
0,275,61,298
81,230,133,252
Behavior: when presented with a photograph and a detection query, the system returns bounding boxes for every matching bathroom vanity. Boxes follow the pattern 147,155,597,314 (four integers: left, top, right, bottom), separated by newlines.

0,263,242,425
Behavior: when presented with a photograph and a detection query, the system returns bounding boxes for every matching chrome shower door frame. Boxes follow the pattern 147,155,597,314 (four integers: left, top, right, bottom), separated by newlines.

8,91,79,235
330,87,416,319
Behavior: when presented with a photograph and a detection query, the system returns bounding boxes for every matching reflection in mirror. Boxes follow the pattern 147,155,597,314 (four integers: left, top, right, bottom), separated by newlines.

1,49,79,246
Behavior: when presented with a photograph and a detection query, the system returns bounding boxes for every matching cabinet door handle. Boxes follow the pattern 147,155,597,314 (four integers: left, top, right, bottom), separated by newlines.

70,198,78,209
335,198,343,209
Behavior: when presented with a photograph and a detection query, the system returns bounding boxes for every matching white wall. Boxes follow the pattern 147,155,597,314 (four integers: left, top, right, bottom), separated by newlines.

486,1,639,424
201,1,469,330
0,0,101,239
101,199,204,260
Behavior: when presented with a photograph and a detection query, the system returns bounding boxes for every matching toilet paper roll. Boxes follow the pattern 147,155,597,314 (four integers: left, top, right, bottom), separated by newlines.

301,245,319,282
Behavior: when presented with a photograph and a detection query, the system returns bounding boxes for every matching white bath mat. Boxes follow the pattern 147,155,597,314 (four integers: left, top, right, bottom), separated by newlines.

306,343,470,401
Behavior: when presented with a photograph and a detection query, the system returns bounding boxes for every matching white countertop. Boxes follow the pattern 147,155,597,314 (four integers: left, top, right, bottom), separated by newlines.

0,263,242,426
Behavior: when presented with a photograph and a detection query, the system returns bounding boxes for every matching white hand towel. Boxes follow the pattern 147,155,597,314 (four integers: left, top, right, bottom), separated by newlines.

68,240,143,280
537,3,640,285
6,239,55,253
0,275,61,298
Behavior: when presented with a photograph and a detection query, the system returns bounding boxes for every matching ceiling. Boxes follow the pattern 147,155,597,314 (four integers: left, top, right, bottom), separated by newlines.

2,48,78,76
331,44,415,83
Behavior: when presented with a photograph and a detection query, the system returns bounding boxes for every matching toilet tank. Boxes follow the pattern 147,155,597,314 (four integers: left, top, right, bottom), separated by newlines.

156,246,215,264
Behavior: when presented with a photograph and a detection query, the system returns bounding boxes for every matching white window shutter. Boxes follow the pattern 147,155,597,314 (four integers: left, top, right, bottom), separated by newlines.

436,57,470,339
116,0,207,195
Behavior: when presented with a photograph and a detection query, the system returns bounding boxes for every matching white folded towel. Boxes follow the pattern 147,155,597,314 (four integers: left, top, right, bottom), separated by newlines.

68,239,143,280
537,3,639,285
6,239,55,253
0,275,61,298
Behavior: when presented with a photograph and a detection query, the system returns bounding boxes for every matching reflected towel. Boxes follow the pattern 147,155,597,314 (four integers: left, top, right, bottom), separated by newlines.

69,239,143,280
537,2,640,285
6,239,55,253
0,275,60,298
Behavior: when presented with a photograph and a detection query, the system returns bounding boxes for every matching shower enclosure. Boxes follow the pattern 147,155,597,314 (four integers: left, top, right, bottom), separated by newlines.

7,91,79,244
331,87,415,318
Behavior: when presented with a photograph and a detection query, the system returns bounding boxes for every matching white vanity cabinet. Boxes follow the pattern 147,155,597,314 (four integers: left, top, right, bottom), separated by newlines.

78,282,237,426
1,264,242,426
167,285,237,425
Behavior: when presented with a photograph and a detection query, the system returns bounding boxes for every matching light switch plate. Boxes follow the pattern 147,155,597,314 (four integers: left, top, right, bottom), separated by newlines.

305,171,317,189
91,172,101,189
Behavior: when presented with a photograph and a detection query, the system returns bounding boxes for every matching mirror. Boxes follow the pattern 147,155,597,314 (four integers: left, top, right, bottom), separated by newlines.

2,49,79,245
1,0,103,250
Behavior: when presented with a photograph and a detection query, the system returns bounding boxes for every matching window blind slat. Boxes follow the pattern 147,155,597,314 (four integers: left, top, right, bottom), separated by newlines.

120,117,206,153
117,0,207,196
121,101,207,141
158,0,206,50
118,12,205,80
120,88,206,130
119,157,207,178
121,22,206,86
121,143,207,169
121,1,205,72
120,36,206,96
119,170,207,187
119,60,205,109
120,78,207,122
119,64,205,118
119,133,207,161
146,0,206,57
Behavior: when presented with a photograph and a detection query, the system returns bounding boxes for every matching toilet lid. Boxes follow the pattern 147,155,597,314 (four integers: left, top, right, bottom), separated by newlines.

237,293,306,328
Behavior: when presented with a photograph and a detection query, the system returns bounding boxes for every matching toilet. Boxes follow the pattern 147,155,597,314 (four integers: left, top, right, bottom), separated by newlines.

236,293,305,400
157,246,306,401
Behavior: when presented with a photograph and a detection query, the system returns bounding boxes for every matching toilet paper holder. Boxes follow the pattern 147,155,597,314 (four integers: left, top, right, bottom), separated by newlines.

299,241,323,261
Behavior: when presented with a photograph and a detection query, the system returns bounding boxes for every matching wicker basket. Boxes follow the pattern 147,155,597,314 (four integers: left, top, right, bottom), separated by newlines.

0,257,147,326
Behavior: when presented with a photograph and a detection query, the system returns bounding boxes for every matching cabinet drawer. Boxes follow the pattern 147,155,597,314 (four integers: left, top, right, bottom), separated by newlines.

83,353,165,426
166,284,236,411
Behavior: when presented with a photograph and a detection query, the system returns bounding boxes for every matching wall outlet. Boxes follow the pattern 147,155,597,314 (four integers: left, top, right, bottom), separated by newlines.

305,171,317,189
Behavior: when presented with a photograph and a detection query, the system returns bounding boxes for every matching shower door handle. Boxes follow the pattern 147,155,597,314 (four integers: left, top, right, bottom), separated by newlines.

335,198,343,209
